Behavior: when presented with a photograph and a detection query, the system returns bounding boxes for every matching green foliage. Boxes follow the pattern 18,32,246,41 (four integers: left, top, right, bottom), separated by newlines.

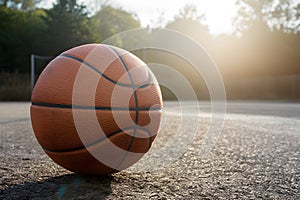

159,2,300,100
0,5,46,72
0,0,141,73
166,4,211,47
92,5,140,42
234,0,299,33
0,0,41,10
43,0,95,56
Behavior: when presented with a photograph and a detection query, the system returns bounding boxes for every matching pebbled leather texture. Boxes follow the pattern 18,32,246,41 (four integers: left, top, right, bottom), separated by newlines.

30,44,162,174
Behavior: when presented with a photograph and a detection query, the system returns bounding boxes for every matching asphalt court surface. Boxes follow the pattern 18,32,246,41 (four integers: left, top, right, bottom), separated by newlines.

0,101,299,199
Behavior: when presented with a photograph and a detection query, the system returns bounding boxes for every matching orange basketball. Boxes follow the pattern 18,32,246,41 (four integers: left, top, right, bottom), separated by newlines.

30,44,162,174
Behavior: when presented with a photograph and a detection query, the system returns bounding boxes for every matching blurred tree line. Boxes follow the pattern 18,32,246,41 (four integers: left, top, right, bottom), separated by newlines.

144,1,300,100
0,0,140,72
0,0,299,100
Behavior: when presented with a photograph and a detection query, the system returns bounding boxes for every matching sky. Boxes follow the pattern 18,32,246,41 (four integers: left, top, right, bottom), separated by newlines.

39,0,239,35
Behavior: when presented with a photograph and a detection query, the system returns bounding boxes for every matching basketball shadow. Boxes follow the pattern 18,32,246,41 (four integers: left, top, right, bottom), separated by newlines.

1,173,113,199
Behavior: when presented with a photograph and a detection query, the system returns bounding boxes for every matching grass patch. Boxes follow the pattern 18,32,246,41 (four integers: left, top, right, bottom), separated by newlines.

0,72,31,101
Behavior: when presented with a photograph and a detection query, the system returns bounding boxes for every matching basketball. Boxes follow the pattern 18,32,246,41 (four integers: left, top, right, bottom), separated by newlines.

30,44,162,175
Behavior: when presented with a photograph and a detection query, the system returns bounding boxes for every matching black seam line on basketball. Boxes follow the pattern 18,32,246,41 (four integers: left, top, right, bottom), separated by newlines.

31,102,161,111
107,47,134,82
43,126,136,153
114,126,137,170
43,126,153,153
137,69,152,89
108,46,140,170
107,46,139,124
60,54,151,89
137,126,154,138
107,46,140,115
135,126,154,149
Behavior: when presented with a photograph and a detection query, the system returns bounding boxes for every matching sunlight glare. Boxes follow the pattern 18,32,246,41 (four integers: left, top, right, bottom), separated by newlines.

39,0,239,35
193,0,238,34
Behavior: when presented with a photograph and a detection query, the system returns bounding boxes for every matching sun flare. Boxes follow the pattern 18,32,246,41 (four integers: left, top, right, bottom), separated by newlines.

181,0,238,34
